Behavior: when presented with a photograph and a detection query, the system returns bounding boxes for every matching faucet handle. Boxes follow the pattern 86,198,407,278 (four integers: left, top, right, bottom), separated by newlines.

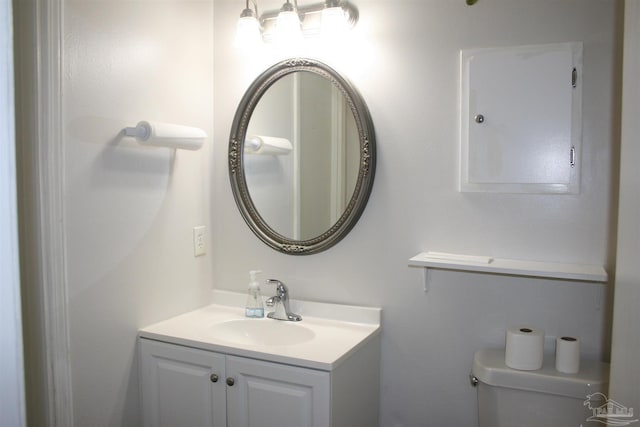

266,279,287,297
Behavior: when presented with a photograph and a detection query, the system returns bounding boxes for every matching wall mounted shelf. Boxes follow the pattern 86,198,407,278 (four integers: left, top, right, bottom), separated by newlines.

409,252,608,292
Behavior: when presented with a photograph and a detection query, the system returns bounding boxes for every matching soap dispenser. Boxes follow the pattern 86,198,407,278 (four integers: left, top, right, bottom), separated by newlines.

245,270,264,318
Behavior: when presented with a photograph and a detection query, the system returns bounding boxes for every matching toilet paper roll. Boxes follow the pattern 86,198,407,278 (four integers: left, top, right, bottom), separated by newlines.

555,336,580,374
244,136,293,155
135,121,206,150
505,326,544,370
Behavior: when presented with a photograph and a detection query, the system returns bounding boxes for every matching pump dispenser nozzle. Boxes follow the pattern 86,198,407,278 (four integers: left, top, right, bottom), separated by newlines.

249,270,261,286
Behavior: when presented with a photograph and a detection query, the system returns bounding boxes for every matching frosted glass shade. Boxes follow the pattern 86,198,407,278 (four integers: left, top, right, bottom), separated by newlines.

321,6,348,37
275,10,302,43
234,16,262,48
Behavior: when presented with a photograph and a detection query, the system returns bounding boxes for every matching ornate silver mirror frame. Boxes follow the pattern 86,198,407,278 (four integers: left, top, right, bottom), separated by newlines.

228,58,376,255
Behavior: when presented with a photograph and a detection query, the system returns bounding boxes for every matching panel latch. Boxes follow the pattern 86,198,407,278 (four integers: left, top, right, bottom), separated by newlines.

570,146,576,167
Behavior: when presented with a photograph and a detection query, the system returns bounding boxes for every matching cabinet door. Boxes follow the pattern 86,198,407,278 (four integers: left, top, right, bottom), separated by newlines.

139,339,227,427
226,356,330,427
460,42,582,193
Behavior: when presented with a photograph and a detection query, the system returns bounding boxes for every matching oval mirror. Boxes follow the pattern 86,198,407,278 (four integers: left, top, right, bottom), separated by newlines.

228,58,376,255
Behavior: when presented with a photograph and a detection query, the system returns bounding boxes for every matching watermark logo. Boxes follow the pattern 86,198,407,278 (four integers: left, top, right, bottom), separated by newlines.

584,392,639,426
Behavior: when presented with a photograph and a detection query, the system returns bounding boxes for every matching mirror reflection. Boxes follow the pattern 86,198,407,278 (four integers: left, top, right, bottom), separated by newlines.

244,71,360,241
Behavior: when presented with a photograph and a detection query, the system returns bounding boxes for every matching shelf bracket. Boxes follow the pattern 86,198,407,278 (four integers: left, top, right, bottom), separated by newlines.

421,267,432,293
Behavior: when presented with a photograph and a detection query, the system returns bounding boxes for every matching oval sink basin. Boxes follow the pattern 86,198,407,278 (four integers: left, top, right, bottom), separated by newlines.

209,319,316,346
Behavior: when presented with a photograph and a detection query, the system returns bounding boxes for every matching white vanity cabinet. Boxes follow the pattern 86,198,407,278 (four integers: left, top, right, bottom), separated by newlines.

139,338,331,427
138,295,381,427
139,339,227,427
225,354,330,427
139,336,377,427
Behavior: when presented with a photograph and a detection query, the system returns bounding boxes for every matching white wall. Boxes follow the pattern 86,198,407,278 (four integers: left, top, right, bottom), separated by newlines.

212,1,620,425
61,1,213,424
15,0,621,425
609,0,640,411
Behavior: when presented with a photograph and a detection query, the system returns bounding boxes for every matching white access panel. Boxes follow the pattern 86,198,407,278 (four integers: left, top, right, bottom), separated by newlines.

460,42,582,193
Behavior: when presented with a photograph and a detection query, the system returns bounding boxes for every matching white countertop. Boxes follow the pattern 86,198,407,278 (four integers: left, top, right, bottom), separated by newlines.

138,291,381,371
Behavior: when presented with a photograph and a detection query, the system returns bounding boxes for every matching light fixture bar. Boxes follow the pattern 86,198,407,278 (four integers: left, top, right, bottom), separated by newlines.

259,0,358,40
234,0,359,47
261,1,358,27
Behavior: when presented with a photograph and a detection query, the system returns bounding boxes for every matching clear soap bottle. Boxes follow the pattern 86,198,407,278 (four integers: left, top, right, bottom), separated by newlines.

245,270,264,318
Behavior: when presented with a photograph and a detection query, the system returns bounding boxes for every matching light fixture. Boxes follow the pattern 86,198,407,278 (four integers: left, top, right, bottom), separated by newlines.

321,0,348,38
234,0,262,48
275,0,303,43
234,0,359,47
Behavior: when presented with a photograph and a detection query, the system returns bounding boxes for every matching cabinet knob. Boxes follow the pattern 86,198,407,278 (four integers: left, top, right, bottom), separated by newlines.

226,377,235,386
210,374,219,383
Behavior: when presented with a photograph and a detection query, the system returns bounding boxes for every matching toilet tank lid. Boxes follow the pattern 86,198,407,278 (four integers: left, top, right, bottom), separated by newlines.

472,349,609,399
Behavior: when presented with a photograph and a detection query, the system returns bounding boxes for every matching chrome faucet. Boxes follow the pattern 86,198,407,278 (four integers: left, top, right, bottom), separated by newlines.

265,279,302,321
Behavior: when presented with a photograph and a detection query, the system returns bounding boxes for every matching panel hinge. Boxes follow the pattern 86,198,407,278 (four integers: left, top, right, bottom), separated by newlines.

572,67,577,88
570,146,576,167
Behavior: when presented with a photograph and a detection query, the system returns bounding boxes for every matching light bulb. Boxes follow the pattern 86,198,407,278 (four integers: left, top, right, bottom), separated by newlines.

234,16,262,48
234,10,262,48
275,9,302,44
321,6,348,38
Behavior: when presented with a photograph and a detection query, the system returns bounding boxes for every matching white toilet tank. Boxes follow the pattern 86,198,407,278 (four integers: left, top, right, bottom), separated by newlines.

472,348,609,427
